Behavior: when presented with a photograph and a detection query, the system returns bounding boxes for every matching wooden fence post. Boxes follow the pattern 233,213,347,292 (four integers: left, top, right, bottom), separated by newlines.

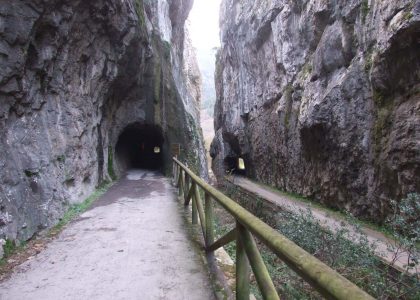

191,183,198,225
205,193,214,247
236,222,250,300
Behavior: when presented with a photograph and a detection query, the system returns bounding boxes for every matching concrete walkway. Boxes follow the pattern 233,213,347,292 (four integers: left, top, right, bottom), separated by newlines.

231,175,418,274
0,170,215,300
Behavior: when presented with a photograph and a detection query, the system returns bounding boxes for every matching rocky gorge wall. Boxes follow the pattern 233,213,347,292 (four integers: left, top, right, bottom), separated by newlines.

211,0,420,221
0,0,207,245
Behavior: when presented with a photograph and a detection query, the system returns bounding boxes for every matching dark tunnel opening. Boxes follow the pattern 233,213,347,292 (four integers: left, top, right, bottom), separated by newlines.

115,124,164,171
224,156,247,176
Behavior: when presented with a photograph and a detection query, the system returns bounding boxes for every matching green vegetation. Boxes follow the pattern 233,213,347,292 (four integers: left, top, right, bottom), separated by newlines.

217,181,420,299
273,207,419,299
282,84,294,127
244,177,343,216
372,88,387,106
1,182,113,267
107,146,117,181
403,3,415,22
0,239,27,266
371,90,394,159
181,114,203,176
214,215,236,260
50,182,113,234
163,41,171,60
134,0,146,29
364,53,373,73
387,193,420,249
3,239,17,258
373,106,391,147
245,177,418,246
361,0,370,23
403,11,413,22
283,84,293,99
300,62,313,80
24,170,38,178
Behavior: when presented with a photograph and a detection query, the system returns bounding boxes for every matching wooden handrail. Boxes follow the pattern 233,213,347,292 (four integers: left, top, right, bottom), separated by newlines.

173,157,374,300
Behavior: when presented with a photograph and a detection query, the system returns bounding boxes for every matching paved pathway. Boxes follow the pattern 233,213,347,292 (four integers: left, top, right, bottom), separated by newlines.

232,175,418,274
0,170,215,300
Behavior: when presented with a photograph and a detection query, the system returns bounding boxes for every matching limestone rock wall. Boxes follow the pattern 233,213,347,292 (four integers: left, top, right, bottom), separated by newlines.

212,0,420,221
0,0,206,243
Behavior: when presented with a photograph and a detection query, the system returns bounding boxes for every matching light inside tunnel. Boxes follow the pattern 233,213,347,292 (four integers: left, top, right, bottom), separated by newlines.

115,124,164,171
224,156,246,176
238,158,245,170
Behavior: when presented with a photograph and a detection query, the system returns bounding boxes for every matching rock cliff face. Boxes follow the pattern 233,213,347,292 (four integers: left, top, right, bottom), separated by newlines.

212,0,419,221
0,0,206,243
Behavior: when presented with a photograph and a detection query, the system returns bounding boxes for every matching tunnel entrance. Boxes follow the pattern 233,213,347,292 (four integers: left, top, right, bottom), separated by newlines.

115,124,164,171
224,156,246,176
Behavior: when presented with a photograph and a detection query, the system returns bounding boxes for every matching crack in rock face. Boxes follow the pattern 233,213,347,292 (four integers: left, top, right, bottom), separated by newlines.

212,0,420,221
0,0,207,244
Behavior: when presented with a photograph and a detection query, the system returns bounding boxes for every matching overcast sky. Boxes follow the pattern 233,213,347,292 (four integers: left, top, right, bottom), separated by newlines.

188,0,221,51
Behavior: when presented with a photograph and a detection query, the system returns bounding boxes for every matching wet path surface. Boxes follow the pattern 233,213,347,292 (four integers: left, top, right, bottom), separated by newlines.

0,170,215,300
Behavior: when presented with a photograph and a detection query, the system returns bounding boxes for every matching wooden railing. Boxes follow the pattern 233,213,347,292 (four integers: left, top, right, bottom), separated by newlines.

172,158,374,300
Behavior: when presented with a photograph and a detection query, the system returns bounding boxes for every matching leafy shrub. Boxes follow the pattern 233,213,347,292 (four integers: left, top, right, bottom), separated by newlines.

386,193,420,274
274,207,420,299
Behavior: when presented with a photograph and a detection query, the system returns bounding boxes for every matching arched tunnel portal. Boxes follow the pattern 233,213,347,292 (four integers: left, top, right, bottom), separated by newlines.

115,123,165,172
224,156,247,176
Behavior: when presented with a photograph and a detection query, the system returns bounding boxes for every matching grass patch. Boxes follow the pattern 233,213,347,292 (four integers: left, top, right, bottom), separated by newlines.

3,239,16,257
50,181,113,235
213,201,236,260
0,239,27,266
244,177,405,241
246,177,341,213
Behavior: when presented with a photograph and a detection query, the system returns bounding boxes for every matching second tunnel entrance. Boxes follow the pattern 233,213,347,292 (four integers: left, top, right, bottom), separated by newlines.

115,124,164,171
